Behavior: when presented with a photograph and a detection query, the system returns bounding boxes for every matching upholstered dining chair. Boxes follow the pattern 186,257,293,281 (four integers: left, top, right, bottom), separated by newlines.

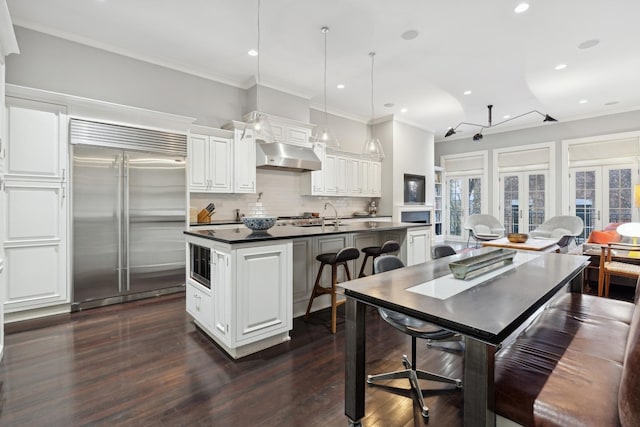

431,244,457,259
530,215,584,252
463,214,505,248
367,256,462,418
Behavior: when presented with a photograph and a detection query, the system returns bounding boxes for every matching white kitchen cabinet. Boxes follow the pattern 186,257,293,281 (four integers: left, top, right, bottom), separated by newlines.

306,143,326,195
370,160,382,197
235,242,292,344
350,158,362,195
233,128,256,193
187,131,233,193
323,153,337,195
212,248,231,345
3,98,69,315
186,281,213,331
336,155,349,195
407,227,431,266
249,112,313,146
184,236,292,359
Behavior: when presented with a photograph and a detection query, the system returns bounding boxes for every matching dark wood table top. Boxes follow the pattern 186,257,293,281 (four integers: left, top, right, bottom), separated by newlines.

341,247,590,345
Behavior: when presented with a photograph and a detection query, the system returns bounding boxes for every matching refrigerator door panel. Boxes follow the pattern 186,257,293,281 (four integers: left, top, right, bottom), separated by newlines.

126,151,186,294
72,145,123,303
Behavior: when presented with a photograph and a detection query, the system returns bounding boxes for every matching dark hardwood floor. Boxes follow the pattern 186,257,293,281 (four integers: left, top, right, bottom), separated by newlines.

0,294,464,426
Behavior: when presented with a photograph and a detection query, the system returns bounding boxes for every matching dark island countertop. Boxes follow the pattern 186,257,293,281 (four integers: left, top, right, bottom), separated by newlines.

184,222,429,244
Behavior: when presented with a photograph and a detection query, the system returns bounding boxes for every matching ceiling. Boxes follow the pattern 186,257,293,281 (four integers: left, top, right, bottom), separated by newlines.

7,0,640,140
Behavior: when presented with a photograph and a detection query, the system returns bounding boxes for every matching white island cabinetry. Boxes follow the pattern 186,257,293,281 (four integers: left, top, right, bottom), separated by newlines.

407,227,432,266
185,236,292,359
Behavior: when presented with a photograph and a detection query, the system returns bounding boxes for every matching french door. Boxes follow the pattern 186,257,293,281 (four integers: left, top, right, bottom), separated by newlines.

447,175,483,238
569,164,636,242
499,171,548,234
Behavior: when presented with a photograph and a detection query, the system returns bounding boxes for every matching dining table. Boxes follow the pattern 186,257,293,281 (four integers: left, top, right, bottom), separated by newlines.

342,247,589,427
481,236,560,252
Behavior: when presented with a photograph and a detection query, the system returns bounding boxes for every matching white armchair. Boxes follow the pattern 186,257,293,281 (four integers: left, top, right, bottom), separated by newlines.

464,214,505,248
530,215,584,252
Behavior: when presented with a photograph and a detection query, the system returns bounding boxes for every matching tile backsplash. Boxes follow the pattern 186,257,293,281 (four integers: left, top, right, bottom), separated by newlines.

190,168,378,221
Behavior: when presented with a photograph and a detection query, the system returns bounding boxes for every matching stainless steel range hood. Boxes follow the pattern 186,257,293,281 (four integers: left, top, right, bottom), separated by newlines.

255,141,321,172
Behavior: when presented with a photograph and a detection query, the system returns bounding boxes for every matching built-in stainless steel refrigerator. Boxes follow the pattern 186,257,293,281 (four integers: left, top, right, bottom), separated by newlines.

71,119,186,310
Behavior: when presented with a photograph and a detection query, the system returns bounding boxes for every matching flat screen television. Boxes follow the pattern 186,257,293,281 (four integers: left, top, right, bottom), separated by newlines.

404,173,425,204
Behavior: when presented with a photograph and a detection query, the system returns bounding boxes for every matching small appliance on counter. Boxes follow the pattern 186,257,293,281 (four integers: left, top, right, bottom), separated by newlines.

368,200,377,217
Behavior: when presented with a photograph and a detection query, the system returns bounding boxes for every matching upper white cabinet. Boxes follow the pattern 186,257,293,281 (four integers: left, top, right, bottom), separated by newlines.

233,128,256,193
246,112,314,146
188,124,255,194
3,97,69,313
301,148,382,198
188,132,233,193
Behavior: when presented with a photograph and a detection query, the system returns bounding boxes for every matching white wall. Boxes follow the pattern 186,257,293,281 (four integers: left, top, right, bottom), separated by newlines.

435,110,640,215
309,108,367,154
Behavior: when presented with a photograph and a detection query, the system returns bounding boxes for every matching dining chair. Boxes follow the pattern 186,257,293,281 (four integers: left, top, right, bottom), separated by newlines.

367,256,462,418
431,244,456,259
598,242,640,297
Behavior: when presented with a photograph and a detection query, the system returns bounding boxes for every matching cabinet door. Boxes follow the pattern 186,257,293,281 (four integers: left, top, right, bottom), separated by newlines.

286,126,311,146
292,238,313,317
350,158,361,195
234,130,256,193
235,243,292,343
4,181,68,311
324,154,337,194
212,249,231,344
187,134,210,191
336,156,348,195
186,281,213,330
6,98,66,180
210,136,232,193
370,161,382,197
407,228,431,266
360,160,371,196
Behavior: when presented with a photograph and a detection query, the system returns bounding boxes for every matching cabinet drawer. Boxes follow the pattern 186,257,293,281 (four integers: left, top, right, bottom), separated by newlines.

186,281,213,330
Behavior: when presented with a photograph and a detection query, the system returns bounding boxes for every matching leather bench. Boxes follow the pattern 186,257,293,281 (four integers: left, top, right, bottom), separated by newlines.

494,291,640,426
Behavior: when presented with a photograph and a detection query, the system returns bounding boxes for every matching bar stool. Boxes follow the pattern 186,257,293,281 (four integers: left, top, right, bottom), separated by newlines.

358,240,400,278
304,247,360,334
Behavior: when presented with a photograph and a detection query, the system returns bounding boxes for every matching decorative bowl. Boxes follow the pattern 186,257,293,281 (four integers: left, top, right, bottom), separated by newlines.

242,216,276,231
507,233,529,243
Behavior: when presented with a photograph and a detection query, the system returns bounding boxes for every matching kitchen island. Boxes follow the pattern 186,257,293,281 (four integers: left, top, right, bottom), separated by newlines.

184,221,429,358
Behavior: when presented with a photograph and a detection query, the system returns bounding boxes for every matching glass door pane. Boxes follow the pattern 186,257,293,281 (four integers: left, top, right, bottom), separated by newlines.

528,173,546,232
501,175,520,234
448,178,462,237
606,167,633,224
468,178,482,215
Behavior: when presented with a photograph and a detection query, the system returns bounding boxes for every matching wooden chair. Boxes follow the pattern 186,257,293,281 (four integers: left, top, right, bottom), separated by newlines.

598,242,640,297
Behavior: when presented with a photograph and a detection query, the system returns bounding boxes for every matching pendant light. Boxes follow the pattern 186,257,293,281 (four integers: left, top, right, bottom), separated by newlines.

361,52,385,159
242,0,274,143
311,27,340,149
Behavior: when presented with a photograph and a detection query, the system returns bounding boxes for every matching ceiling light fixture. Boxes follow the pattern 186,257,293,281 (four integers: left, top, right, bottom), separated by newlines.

247,49,258,57
311,27,340,148
401,108,408,113
554,63,567,70
579,99,589,104
361,52,385,160
242,0,274,143
464,90,472,95
514,2,530,13
337,84,345,89
444,104,558,139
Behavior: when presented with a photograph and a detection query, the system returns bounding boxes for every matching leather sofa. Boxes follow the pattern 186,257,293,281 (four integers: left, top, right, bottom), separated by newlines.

494,290,639,426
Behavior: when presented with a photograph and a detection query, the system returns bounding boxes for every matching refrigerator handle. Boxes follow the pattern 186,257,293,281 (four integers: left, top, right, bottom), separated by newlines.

123,153,130,292
116,153,124,293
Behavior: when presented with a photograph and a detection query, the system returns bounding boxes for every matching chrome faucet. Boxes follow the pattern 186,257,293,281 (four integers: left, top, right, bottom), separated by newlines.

324,202,339,229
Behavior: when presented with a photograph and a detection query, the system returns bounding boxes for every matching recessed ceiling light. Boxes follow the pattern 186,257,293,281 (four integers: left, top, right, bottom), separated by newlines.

579,99,589,104
514,2,530,13
463,90,472,95
248,49,258,57
336,84,345,89
578,39,600,49
401,108,408,113
604,101,619,106
384,103,395,108
401,30,419,41
503,115,510,119
554,64,567,70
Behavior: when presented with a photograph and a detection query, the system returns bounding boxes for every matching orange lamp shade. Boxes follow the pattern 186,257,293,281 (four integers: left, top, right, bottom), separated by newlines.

635,184,640,208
